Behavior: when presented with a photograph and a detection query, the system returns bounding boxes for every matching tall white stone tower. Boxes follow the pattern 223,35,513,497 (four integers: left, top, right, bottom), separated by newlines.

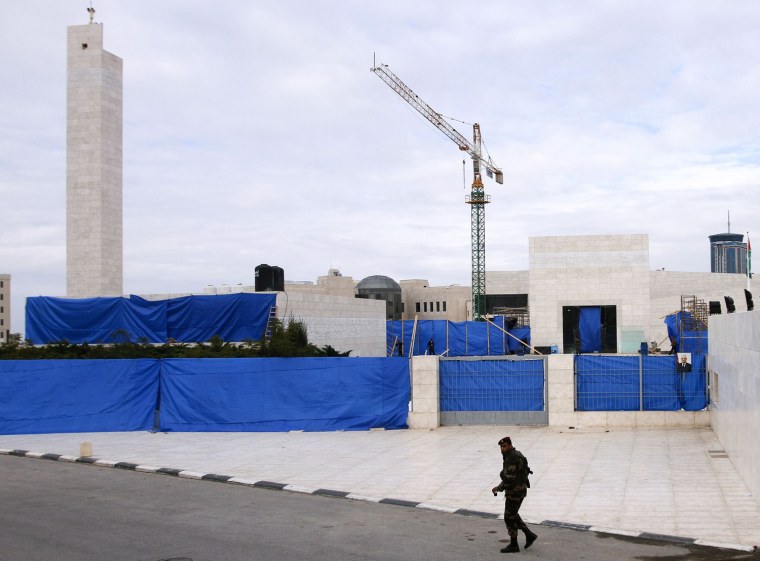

66,18,123,297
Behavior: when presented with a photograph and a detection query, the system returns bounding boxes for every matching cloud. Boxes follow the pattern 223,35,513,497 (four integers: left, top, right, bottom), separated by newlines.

1,1,759,335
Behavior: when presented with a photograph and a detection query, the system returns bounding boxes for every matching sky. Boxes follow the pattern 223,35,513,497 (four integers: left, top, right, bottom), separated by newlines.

1,1,759,335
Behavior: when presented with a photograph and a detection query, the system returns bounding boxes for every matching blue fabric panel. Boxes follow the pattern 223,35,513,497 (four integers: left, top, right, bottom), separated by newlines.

166,293,276,343
680,354,709,411
508,327,531,354
440,359,544,411
576,355,639,411
642,355,680,410
467,322,489,356
432,321,449,356
25,296,167,344
448,322,468,357
681,331,708,355
0,359,159,434
488,317,506,355
386,321,404,355
415,320,435,355
579,307,602,353
158,357,410,432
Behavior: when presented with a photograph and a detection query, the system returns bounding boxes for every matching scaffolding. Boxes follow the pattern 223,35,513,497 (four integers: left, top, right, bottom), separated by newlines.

492,307,530,328
679,295,709,355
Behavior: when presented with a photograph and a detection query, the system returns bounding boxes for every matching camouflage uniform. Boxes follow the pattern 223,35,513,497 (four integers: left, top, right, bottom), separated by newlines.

495,448,530,539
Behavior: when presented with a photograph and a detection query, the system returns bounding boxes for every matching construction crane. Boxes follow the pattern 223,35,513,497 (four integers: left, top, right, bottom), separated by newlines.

371,62,503,321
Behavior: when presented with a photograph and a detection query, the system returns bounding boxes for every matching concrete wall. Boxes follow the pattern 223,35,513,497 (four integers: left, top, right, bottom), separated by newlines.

709,310,760,502
529,234,651,353
66,23,123,298
276,291,386,357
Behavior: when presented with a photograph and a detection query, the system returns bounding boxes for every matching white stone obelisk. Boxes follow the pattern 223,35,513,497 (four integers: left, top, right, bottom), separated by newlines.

66,16,123,297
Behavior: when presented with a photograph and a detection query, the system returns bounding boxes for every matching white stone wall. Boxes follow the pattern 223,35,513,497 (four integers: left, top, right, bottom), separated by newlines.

709,310,760,502
528,234,651,352
276,291,386,357
66,24,123,297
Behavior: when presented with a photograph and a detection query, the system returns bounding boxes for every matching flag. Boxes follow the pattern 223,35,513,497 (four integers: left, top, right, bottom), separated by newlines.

748,235,752,279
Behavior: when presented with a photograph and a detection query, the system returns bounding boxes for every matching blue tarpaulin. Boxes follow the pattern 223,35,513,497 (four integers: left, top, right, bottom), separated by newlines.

0,359,159,434
440,359,544,411
166,293,275,343
386,320,531,357
576,355,640,411
158,357,410,432
25,293,276,344
579,306,602,353
576,354,709,411
25,295,168,344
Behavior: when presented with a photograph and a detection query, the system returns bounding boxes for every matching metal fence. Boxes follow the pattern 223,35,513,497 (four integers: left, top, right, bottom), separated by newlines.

575,354,709,411
439,356,547,425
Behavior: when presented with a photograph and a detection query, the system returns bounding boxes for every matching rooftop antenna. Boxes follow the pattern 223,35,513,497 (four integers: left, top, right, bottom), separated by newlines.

87,2,96,24
727,210,731,233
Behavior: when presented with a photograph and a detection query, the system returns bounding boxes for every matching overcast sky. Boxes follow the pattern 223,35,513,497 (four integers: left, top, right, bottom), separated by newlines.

2,1,759,335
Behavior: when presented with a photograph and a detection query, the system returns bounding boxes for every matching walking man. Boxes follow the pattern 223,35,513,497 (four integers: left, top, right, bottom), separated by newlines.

492,436,537,553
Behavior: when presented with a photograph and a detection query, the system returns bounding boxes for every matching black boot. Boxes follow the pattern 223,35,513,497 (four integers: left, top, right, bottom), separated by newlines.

500,537,520,553
524,528,537,549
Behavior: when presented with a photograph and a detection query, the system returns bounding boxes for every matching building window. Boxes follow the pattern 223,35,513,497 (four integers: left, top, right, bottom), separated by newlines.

443,301,447,312
429,302,433,312
424,302,428,312
415,302,420,313
436,301,440,312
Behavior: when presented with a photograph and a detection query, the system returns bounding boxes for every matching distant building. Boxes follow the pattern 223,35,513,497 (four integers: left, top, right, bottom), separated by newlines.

709,233,747,274
0,274,9,343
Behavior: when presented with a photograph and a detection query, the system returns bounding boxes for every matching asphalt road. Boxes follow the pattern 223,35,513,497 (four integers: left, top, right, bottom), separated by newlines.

2,455,758,561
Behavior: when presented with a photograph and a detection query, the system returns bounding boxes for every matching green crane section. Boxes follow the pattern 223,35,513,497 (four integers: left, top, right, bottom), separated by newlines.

371,63,502,320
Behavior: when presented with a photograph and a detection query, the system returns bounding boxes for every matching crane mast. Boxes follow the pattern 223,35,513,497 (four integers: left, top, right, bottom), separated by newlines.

371,63,502,321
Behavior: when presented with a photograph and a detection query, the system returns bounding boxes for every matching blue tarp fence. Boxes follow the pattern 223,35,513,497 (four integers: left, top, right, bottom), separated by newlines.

0,359,160,434
576,354,708,411
0,358,410,435
25,293,277,345
439,358,545,412
386,320,531,357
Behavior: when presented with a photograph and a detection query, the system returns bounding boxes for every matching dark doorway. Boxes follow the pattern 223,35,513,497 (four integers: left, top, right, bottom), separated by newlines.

562,305,617,354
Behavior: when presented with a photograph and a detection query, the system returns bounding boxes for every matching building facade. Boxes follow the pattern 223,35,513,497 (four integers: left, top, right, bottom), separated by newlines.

66,22,123,297
709,233,747,275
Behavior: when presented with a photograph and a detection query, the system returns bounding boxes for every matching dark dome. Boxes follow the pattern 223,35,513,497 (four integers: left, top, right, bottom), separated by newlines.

356,275,401,292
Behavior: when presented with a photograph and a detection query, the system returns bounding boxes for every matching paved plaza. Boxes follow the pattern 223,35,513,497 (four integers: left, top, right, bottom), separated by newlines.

2,425,759,551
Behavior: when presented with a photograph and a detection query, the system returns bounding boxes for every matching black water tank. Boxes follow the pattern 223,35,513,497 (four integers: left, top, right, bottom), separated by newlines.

272,266,285,292
255,264,274,292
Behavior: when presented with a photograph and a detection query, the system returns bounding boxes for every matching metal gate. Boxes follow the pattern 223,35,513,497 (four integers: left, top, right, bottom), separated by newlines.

439,356,548,425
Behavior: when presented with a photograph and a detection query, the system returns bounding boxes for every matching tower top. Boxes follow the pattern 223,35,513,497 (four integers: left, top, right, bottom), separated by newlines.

87,4,95,24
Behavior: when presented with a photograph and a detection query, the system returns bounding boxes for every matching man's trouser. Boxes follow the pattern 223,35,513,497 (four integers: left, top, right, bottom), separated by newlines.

504,492,528,538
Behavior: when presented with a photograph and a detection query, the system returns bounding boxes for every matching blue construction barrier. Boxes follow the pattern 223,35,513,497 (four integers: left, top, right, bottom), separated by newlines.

0,357,409,435
387,319,530,357
159,357,409,432
439,358,544,412
576,354,708,411
25,293,277,344
0,359,160,435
